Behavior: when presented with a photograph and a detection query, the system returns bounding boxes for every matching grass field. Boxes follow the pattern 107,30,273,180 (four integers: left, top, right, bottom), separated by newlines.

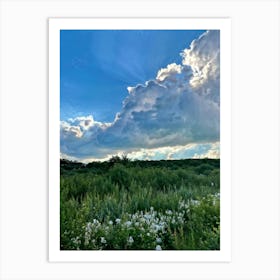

60,157,220,250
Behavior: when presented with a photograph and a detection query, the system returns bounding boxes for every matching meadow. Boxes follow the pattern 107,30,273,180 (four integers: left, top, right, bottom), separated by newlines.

60,157,220,250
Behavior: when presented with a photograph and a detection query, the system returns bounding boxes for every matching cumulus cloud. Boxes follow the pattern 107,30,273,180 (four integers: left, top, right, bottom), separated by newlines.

156,63,183,82
60,115,111,157
181,30,220,104
60,30,220,161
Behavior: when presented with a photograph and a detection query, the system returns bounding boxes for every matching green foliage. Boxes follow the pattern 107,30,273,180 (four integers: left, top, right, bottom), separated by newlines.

60,159,220,250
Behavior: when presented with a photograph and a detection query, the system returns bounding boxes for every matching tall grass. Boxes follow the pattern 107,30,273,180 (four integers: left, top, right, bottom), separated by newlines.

60,159,220,250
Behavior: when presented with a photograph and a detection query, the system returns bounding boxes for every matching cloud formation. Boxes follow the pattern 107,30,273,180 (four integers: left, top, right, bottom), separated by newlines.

60,30,220,161
125,142,220,161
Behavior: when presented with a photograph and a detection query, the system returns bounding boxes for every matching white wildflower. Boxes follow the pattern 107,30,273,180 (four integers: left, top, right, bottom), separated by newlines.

156,237,162,243
140,217,146,223
127,236,134,244
115,218,121,224
85,222,92,233
71,236,81,249
152,224,162,232
144,214,152,220
100,237,106,244
155,245,162,250
109,220,113,225
125,221,132,227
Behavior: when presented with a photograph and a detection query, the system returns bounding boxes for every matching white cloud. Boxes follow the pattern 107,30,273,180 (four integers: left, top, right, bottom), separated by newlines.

60,115,110,139
181,30,220,104
156,63,183,82
125,143,215,161
61,30,220,161
60,121,83,138
68,142,220,163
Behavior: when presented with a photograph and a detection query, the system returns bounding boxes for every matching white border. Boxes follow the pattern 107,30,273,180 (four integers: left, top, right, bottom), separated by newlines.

49,18,231,262
1,0,279,279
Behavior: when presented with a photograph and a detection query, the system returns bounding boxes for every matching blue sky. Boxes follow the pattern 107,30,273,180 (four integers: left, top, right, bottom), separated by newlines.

60,30,206,122
60,30,220,162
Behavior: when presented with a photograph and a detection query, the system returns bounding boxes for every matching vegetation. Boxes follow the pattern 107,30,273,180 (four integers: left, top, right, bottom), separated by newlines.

60,157,220,250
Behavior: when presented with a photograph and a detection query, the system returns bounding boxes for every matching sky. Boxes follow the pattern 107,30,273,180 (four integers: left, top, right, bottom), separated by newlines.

60,29,220,162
